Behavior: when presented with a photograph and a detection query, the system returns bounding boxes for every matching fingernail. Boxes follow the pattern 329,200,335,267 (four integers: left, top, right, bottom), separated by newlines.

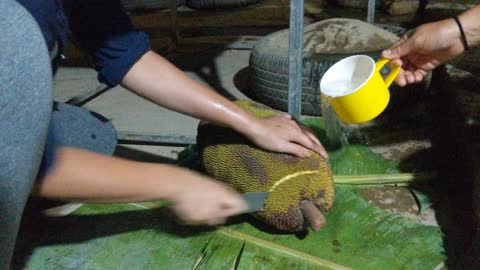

383,49,391,55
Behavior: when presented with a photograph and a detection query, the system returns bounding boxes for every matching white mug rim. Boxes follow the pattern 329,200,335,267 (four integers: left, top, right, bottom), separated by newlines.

320,55,376,98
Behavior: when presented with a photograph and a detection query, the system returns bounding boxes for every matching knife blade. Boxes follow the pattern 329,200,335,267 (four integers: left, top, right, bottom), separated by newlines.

240,192,269,214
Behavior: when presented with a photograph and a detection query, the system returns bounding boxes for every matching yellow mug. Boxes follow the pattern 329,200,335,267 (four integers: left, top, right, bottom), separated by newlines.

320,55,401,124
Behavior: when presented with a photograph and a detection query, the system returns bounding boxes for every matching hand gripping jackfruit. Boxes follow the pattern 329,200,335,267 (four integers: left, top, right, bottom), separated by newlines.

197,100,335,232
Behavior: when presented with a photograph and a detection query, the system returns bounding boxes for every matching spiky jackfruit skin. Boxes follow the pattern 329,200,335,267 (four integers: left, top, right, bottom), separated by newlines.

197,100,335,232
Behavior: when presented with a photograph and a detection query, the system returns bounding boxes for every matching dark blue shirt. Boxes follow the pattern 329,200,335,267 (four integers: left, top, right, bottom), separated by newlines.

17,0,151,86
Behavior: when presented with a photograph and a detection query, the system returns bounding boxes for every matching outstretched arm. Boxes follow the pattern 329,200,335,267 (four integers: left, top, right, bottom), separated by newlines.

382,4,480,86
34,147,248,225
121,51,328,159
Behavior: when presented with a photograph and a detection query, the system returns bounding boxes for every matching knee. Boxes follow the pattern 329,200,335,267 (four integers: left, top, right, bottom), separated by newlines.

38,103,118,177
50,103,118,156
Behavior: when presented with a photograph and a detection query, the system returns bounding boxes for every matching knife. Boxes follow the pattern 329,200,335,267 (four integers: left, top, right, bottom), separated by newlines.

240,192,269,214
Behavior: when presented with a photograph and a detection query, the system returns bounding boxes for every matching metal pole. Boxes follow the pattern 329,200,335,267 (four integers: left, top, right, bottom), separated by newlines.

288,0,304,119
367,0,375,24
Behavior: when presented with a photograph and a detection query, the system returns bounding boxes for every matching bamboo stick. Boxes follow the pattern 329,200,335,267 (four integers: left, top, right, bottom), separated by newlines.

333,172,438,186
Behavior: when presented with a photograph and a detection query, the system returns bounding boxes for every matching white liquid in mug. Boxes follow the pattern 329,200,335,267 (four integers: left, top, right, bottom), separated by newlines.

322,79,364,97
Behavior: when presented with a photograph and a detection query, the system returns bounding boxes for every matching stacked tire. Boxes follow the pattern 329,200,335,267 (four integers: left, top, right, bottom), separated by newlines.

249,21,407,115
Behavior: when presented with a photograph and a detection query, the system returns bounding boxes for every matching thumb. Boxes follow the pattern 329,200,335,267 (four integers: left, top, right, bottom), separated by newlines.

382,38,415,59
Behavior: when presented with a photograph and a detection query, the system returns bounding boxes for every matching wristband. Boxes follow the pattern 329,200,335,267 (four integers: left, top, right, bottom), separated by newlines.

453,16,470,51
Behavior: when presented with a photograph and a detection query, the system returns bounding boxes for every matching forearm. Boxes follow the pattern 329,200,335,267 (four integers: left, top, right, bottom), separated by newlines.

119,51,328,158
121,51,255,133
34,147,187,203
459,4,480,48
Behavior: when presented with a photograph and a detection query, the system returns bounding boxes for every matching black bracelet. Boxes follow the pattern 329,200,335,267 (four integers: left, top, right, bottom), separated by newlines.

453,16,470,51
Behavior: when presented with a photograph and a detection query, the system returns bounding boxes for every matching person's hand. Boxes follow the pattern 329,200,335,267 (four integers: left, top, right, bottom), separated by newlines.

382,19,465,86
168,170,248,226
244,113,328,159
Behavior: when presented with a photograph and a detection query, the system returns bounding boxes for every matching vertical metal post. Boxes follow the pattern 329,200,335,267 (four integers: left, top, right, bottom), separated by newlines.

367,0,375,24
288,0,304,119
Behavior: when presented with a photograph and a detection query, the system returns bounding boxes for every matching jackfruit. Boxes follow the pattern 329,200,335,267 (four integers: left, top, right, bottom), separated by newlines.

197,100,335,232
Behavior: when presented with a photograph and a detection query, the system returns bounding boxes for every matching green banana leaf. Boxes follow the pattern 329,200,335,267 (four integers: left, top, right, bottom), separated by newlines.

14,187,444,270
13,119,445,269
